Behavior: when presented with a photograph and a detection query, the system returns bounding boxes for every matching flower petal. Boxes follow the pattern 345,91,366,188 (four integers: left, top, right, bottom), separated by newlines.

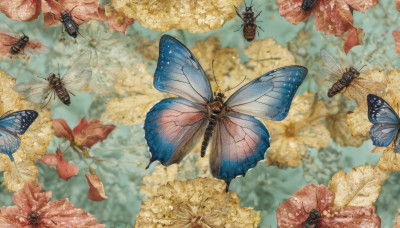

55,149,79,181
53,119,73,141
344,0,378,13
377,148,400,171
73,118,116,148
321,206,381,227
312,0,353,36
39,153,58,167
395,209,400,227
0,0,41,21
85,174,108,201
276,184,335,227
106,9,134,35
393,28,400,57
3,160,39,192
276,0,312,25
396,0,400,11
343,27,364,54
328,165,388,209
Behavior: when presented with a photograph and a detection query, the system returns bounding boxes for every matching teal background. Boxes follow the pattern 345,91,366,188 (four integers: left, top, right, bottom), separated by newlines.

0,0,399,227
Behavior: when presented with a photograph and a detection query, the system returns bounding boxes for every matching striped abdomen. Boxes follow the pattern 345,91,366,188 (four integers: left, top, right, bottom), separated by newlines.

9,39,28,55
328,79,347,97
243,24,256,42
51,79,71,105
201,114,218,157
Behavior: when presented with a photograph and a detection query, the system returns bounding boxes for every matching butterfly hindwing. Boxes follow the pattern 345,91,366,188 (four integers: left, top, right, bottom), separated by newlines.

225,66,307,121
367,94,400,149
0,110,38,161
144,98,208,166
154,35,213,104
210,112,270,189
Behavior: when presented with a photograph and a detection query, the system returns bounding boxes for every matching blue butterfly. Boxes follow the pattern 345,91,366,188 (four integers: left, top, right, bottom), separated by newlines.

367,94,400,152
144,35,307,190
0,110,38,162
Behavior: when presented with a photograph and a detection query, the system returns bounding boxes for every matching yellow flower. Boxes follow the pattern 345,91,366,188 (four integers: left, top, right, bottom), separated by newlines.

136,177,260,227
111,0,242,33
0,71,53,192
264,92,330,167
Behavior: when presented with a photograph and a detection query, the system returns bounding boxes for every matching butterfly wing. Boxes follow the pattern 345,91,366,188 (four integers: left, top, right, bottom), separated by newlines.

210,112,270,190
0,110,38,162
144,98,208,166
367,94,400,147
225,65,307,121
154,35,212,104
61,50,92,93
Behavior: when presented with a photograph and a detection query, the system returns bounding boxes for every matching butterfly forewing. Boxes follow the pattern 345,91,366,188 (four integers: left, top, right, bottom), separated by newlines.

225,66,308,121
61,50,92,93
154,35,213,104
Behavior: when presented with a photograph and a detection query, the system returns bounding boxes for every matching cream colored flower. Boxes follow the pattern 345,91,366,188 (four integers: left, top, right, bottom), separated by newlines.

136,177,260,227
111,0,242,33
0,71,53,192
264,92,330,167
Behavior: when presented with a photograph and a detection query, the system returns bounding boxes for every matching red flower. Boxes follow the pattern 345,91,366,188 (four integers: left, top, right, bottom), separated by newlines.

85,173,108,201
0,181,104,227
276,0,377,53
39,149,80,181
53,118,116,149
276,184,381,227
0,0,105,25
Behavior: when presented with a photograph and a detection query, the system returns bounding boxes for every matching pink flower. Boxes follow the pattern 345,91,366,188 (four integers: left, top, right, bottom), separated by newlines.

85,173,108,201
106,9,134,35
39,149,80,181
276,184,381,227
53,118,116,149
276,0,377,51
0,181,104,227
343,27,364,54
392,29,400,57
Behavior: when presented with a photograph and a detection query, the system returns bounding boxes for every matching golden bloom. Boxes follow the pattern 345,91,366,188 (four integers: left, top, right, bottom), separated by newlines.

264,92,330,167
0,71,53,192
136,177,260,227
111,0,242,33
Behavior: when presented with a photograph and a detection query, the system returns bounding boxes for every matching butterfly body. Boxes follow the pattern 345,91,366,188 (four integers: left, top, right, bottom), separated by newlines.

145,35,307,190
301,0,317,11
47,73,71,105
0,110,38,162
9,35,29,55
328,67,359,97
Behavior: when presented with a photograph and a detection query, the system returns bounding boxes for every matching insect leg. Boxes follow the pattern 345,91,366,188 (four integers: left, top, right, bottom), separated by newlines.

234,24,244,32
234,6,242,19
68,91,76,96
254,11,262,20
74,16,85,22
69,5,78,14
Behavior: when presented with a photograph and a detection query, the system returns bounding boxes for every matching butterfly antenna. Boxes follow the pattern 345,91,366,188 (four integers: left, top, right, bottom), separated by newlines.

225,76,247,93
211,60,221,92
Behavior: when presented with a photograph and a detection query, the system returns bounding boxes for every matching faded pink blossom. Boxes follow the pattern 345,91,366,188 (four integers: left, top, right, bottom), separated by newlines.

276,184,381,228
53,117,116,149
72,118,116,149
343,27,364,54
40,149,79,181
0,0,42,21
396,0,400,12
106,9,134,35
39,153,58,167
394,209,400,227
0,181,104,227
393,29,400,57
276,0,377,37
85,174,108,201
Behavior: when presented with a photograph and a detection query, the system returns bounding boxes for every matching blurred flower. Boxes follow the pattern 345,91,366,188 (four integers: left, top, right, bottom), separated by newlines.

276,0,377,36
343,27,364,54
395,209,400,227
40,149,80,181
264,92,330,167
53,118,116,149
0,0,41,21
328,165,388,209
105,8,134,35
136,177,260,227
85,173,108,201
0,181,104,227
378,147,400,171
276,184,381,227
0,71,53,192
111,0,242,33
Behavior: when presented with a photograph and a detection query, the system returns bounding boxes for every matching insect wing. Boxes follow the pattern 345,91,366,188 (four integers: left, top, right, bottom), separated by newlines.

0,33,19,56
0,110,38,135
154,35,213,105
25,40,50,55
320,48,345,82
354,77,386,94
209,113,270,190
144,98,208,166
225,65,307,121
61,50,92,93
367,94,400,147
13,82,53,107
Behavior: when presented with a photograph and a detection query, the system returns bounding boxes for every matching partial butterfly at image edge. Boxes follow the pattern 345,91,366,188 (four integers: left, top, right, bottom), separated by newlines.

144,34,308,191
0,110,39,162
367,94,400,153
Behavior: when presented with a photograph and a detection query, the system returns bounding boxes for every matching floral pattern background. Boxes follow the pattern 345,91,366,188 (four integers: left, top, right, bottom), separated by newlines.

0,0,400,227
